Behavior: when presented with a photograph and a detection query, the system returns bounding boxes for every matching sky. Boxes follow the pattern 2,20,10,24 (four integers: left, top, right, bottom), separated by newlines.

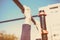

0,0,60,40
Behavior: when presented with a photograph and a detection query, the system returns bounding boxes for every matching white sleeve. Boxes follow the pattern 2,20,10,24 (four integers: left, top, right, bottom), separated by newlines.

23,5,32,24
23,5,31,18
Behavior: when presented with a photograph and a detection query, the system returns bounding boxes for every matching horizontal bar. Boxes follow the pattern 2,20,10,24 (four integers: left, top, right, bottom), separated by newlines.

0,15,38,23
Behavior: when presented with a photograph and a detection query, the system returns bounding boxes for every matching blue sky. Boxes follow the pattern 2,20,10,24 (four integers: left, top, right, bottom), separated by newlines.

0,0,60,40
0,0,60,21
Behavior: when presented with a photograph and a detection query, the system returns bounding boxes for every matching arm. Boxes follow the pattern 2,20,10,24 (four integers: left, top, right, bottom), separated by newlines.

13,0,24,13
31,17,36,25
13,0,37,27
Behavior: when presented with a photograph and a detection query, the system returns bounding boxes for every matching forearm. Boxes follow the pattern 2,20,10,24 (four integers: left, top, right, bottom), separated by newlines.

13,0,24,13
31,17,36,25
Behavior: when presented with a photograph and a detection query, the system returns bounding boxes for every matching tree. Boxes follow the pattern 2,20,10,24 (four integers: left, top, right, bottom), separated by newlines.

0,33,18,40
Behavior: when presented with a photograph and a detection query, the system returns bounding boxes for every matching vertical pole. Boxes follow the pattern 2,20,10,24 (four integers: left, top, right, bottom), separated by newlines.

38,10,48,40
21,24,31,40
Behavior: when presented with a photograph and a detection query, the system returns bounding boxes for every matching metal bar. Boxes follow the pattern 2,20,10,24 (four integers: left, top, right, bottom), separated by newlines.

0,17,25,23
0,15,38,23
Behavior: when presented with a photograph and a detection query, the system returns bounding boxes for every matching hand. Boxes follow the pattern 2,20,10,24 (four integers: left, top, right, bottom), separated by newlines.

41,30,48,34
